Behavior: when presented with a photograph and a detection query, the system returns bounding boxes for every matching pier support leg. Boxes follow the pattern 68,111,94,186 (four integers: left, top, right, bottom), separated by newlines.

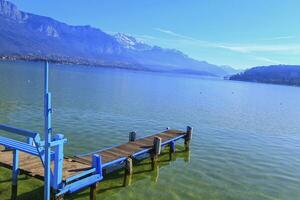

151,136,162,169
184,150,191,163
184,126,193,150
125,158,133,175
169,141,176,161
124,157,133,186
11,149,19,200
123,174,132,187
170,141,175,154
89,183,98,200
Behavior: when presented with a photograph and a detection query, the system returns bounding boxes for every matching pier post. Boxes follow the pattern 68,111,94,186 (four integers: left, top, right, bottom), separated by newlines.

168,141,176,160
151,136,162,169
170,141,175,154
184,150,191,163
124,158,133,187
129,131,136,142
125,158,133,175
123,174,132,186
89,183,98,200
11,149,19,200
184,126,193,150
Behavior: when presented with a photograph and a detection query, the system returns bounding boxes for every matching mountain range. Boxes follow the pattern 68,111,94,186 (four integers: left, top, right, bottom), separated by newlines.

0,0,237,76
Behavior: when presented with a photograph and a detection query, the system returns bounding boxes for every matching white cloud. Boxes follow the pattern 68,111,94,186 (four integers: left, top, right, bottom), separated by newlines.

134,34,158,41
155,28,300,54
155,28,206,43
150,28,300,67
216,44,300,53
261,36,296,41
250,55,282,64
155,28,187,38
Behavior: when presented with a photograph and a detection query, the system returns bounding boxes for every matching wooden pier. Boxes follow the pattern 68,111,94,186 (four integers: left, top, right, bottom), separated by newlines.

0,128,192,199
0,129,188,179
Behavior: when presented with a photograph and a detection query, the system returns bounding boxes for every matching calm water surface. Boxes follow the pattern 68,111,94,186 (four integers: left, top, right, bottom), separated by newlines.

0,61,300,200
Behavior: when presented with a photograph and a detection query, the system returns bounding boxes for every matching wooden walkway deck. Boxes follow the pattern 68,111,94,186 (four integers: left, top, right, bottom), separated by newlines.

0,145,91,180
74,129,186,165
0,129,187,181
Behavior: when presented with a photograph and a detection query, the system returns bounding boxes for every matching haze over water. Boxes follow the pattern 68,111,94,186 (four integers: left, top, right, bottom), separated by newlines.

0,61,300,200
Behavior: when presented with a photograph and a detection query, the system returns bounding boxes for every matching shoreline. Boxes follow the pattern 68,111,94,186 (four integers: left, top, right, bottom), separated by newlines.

0,56,219,78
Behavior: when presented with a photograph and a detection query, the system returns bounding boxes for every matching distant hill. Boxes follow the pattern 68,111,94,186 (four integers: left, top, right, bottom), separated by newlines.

229,65,300,86
0,0,235,77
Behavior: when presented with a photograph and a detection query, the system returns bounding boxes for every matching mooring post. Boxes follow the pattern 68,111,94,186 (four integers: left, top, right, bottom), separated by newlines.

129,131,136,142
44,61,52,200
184,126,193,150
11,149,19,200
151,136,162,169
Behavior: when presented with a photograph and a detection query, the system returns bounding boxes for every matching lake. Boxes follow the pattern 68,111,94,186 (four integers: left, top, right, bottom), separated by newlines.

0,61,300,200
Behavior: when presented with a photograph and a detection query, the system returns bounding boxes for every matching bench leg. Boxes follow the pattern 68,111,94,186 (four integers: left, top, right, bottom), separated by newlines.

11,150,19,200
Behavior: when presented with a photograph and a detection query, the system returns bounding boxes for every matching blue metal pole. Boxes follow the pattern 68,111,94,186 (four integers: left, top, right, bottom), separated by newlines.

11,149,19,200
12,150,19,183
44,61,51,200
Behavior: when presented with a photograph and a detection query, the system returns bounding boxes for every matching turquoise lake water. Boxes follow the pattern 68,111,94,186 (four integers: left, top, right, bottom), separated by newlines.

0,61,300,200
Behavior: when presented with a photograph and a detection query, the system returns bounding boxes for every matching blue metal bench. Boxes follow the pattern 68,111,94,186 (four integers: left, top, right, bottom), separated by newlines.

0,61,104,200
0,123,67,195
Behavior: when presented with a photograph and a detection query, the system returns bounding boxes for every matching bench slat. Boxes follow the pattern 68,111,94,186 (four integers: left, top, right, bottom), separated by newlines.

0,136,39,156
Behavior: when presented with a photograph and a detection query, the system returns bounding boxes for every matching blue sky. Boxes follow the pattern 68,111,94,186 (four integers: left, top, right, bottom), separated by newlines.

10,0,300,69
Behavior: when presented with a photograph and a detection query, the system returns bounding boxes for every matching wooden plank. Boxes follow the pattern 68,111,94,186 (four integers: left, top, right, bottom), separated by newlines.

101,149,124,159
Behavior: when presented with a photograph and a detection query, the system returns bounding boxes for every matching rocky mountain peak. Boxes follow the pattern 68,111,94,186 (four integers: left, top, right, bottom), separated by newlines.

114,33,151,51
0,0,28,21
